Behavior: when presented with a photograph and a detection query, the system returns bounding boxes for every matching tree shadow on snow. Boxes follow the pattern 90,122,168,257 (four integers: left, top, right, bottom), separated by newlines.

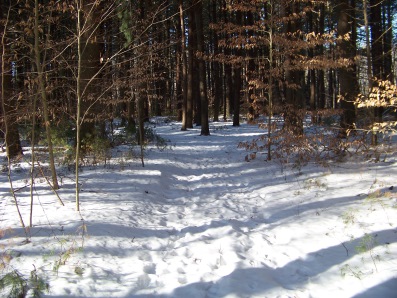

127,229,397,297
352,278,397,298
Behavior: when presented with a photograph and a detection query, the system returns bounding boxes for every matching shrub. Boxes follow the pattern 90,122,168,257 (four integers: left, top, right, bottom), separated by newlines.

0,270,27,298
239,108,394,168
0,268,48,298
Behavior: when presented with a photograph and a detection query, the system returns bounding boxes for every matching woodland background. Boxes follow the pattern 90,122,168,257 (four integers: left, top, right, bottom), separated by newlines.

1,0,396,193
1,1,397,296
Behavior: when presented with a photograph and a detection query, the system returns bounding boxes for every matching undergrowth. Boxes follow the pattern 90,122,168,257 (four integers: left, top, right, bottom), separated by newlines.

0,223,87,297
239,110,395,170
18,119,170,170
58,124,170,169
0,228,48,298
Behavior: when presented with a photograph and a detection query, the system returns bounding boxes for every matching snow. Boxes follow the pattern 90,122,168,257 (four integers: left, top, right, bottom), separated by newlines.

1,121,397,297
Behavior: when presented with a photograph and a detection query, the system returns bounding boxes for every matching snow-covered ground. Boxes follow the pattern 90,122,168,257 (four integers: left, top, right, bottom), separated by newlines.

1,121,396,297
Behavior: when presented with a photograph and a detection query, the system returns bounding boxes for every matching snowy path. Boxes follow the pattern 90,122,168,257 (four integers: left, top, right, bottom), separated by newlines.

1,122,396,297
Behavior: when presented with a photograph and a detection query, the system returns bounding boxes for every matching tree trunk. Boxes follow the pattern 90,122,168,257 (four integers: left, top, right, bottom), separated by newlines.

337,0,357,137
194,0,210,135
78,0,101,144
232,10,242,127
246,10,256,123
308,4,316,122
75,0,83,211
75,0,102,210
383,0,393,81
1,3,22,159
180,0,189,130
232,66,241,127
317,3,326,110
137,0,146,166
225,64,232,121
211,1,221,122
283,2,304,135
185,3,195,128
370,0,383,80
369,0,385,144
34,0,59,189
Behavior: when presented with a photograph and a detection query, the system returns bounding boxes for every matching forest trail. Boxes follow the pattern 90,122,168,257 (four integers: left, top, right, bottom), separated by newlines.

1,121,396,297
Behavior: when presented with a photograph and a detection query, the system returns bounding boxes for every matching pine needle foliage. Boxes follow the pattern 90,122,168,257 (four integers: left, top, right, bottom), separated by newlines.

0,270,27,298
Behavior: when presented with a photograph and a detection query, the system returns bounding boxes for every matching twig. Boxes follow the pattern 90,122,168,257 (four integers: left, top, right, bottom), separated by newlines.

6,163,28,239
14,185,29,193
341,241,349,256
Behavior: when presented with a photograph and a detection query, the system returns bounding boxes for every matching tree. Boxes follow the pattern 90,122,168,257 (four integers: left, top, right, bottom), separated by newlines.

75,0,105,210
188,1,200,127
180,0,189,130
194,0,210,135
215,1,343,133
0,1,23,159
382,0,394,82
282,1,305,136
232,8,242,127
33,0,59,189
210,0,222,122
1,0,26,233
337,0,358,137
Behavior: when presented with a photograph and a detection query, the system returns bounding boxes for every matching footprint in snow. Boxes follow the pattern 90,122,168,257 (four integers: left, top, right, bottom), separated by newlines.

143,264,156,275
159,218,167,227
137,251,152,262
157,207,168,213
177,267,185,274
136,274,151,289
178,276,187,284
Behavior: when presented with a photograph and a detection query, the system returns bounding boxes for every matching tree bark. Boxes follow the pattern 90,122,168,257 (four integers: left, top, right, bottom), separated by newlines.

283,2,304,135
75,0,102,210
317,3,326,110
383,0,393,81
370,0,383,79
337,0,357,137
1,2,22,159
232,10,242,127
369,0,385,144
78,0,101,144
211,1,221,122
34,0,59,189
194,0,210,135
246,10,256,123
185,3,195,128
180,0,189,130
